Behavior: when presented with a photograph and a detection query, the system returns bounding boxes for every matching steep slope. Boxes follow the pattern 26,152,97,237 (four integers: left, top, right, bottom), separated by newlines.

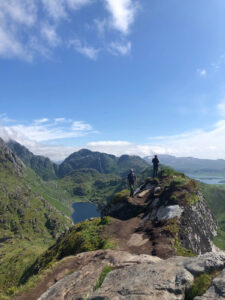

13,169,225,300
16,169,219,299
0,138,72,297
145,154,225,176
199,182,225,250
7,140,59,180
58,149,149,177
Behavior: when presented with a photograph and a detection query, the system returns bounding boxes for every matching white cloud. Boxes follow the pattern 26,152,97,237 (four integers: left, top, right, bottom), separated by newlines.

86,121,225,159
0,117,94,143
104,0,138,34
217,100,225,117
0,0,139,61
94,18,107,37
3,116,225,161
109,41,131,55
72,121,93,131
69,39,100,60
34,118,49,124
41,0,67,21
197,69,207,77
54,118,66,123
41,24,60,47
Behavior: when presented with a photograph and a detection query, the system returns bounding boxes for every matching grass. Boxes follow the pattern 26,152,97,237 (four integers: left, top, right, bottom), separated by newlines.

94,265,113,291
185,271,220,300
199,182,225,250
110,189,130,204
20,217,115,285
163,219,195,257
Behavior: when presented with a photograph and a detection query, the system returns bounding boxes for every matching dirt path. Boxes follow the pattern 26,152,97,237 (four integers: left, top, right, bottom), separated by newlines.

14,257,82,300
13,193,154,300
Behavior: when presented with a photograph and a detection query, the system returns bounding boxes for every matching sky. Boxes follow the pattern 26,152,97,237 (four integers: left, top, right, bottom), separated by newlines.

1,0,225,161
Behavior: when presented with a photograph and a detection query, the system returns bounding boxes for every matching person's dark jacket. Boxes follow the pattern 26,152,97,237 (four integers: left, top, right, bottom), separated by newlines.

127,172,136,184
152,157,159,168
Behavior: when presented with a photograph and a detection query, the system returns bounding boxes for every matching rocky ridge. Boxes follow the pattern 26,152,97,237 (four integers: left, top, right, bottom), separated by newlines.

16,170,225,300
28,250,225,300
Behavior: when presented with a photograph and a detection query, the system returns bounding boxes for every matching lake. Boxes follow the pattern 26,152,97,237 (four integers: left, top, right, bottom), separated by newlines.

187,174,225,185
72,202,100,224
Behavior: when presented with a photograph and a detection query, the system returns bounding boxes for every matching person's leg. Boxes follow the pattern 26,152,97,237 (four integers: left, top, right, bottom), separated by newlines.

153,168,156,178
130,184,134,197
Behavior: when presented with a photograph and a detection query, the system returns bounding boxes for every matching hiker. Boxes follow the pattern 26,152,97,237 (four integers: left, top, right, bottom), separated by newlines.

152,155,159,178
127,169,137,197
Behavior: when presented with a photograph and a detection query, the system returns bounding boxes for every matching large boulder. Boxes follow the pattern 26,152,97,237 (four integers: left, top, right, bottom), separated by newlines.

37,250,225,300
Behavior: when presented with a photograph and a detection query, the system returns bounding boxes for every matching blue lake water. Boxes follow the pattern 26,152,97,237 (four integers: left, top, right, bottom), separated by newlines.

187,175,225,185
72,202,100,224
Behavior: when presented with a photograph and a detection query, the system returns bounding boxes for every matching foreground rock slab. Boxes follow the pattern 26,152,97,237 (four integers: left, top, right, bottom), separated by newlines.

37,250,225,300
38,250,161,300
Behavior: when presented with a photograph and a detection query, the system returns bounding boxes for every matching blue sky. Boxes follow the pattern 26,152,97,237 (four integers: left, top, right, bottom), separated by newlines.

1,0,225,161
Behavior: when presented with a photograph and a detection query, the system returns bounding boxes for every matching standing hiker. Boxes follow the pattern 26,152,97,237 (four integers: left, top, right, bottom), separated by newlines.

127,169,137,197
152,155,159,178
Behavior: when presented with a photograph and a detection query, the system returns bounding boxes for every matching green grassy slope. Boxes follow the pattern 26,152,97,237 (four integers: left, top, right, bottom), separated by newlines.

199,182,225,250
0,139,72,298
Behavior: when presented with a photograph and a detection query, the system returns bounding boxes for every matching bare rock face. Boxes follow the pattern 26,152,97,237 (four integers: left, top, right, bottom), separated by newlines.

37,250,162,300
37,250,225,300
0,138,24,174
178,194,217,255
102,176,217,256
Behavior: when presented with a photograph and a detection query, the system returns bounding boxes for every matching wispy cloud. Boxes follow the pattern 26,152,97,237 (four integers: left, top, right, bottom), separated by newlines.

109,41,131,55
197,69,207,77
3,113,225,160
0,0,139,61
0,116,95,143
217,99,225,117
69,39,100,60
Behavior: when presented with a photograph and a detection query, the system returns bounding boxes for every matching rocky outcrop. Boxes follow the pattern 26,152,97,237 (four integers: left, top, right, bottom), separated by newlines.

37,250,225,300
102,175,217,256
0,138,24,175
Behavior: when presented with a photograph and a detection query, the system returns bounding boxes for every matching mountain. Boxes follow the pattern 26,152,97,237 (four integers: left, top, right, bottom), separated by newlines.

145,154,225,176
16,169,225,300
0,138,72,296
58,149,149,177
7,140,59,180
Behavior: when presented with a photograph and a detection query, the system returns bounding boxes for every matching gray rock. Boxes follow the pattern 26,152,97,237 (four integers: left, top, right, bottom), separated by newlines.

178,199,218,254
156,205,183,221
88,261,193,300
167,252,225,275
37,250,225,300
37,250,161,300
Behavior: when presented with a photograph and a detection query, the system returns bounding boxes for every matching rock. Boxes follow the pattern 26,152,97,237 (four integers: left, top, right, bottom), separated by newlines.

178,200,217,254
195,269,225,299
167,251,225,275
156,205,183,221
88,261,193,300
137,189,151,198
37,250,161,300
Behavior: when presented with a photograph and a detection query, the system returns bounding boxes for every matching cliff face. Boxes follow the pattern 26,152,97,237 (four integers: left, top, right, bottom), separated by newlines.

102,171,217,257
